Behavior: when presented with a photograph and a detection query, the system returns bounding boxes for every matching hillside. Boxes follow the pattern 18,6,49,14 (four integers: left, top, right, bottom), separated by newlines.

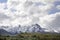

0,33,60,40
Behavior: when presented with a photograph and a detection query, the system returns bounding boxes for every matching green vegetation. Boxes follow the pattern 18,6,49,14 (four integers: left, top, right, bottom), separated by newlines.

0,33,60,40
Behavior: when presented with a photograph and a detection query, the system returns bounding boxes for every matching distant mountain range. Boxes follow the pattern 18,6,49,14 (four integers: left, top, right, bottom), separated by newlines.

0,24,59,35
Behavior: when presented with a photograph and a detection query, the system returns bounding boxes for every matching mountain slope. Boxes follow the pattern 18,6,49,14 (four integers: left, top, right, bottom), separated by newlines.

0,29,10,35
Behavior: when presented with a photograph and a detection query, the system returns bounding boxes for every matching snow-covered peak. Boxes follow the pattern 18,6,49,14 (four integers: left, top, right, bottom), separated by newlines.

0,24,60,34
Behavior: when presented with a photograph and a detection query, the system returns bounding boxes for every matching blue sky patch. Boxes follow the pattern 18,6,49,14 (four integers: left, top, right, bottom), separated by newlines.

0,0,7,3
54,1,60,6
49,7,60,14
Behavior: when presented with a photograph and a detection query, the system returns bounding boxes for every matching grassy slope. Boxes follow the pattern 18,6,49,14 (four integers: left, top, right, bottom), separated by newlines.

0,33,60,40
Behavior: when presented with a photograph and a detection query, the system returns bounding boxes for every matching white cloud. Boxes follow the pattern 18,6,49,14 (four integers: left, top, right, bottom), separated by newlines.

2,0,53,26
0,0,54,24
39,12,60,32
46,13,60,32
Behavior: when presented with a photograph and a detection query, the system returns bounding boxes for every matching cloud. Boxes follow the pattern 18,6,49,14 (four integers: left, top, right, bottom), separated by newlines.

46,13,60,32
39,12,60,32
0,0,55,24
0,13,10,20
3,0,53,26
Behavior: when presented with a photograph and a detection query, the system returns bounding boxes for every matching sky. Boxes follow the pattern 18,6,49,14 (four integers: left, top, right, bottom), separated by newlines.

0,0,60,32
0,0,7,3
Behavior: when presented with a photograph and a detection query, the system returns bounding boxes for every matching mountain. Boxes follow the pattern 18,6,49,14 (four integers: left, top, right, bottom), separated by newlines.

26,24,44,32
0,24,59,35
0,29,11,35
8,24,45,33
0,29,18,35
